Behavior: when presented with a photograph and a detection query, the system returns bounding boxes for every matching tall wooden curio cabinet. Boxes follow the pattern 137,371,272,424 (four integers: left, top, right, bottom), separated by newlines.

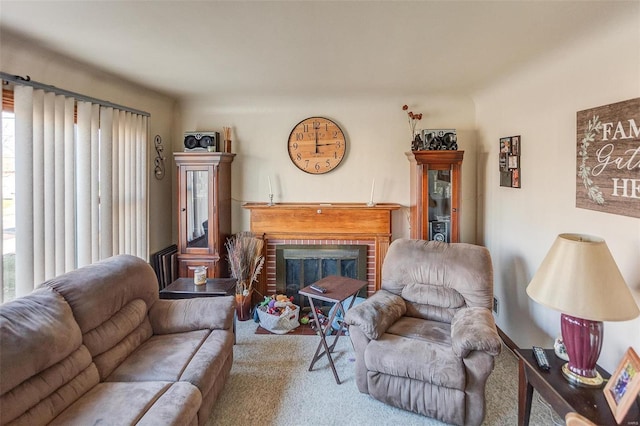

174,152,235,278
406,150,464,243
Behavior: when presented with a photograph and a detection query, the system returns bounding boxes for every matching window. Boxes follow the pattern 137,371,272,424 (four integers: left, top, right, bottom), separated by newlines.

1,79,149,301
2,108,15,302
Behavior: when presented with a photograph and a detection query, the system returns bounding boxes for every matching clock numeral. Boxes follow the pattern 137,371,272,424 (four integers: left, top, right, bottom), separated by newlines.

313,121,321,129
296,153,302,161
303,124,309,132
336,141,342,148
332,131,339,138
292,142,299,150
333,152,338,159
325,159,331,168
315,162,321,171
304,160,310,169
295,133,303,141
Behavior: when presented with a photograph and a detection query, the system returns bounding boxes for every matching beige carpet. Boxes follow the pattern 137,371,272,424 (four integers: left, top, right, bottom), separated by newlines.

207,319,561,426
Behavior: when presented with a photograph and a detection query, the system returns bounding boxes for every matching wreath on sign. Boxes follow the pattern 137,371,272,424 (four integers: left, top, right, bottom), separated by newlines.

577,115,605,205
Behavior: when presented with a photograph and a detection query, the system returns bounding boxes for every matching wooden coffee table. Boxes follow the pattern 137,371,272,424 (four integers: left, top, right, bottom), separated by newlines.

160,277,237,343
299,275,368,384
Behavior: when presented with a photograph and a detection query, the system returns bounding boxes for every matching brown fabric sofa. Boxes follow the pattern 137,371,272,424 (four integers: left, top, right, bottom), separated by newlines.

345,239,502,426
0,255,235,426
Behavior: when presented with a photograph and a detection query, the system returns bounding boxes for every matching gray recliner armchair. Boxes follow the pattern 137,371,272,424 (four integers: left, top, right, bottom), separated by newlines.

345,239,502,426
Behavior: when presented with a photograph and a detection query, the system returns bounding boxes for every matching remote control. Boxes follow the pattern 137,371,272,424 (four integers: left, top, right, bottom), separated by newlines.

310,284,327,293
533,346,550,370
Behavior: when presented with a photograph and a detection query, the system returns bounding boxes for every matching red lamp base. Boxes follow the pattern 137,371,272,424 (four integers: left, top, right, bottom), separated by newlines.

560,313,604,388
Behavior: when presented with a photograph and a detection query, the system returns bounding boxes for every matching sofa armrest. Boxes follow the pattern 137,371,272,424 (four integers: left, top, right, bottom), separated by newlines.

451,307,502,358
344,289,406,340
148,296,235,334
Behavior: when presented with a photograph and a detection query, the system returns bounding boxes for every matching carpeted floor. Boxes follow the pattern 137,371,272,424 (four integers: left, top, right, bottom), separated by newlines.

207,319,562,426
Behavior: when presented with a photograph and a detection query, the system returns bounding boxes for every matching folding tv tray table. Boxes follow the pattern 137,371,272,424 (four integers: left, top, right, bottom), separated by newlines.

299,275,368,384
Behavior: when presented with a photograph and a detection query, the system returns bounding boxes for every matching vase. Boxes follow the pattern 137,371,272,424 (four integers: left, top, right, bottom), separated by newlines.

235,291,253,321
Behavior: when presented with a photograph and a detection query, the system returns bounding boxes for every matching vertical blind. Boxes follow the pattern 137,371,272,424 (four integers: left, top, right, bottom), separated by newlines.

9,82,148,297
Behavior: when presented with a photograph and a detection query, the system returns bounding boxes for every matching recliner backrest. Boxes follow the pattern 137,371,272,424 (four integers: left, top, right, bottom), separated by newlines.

381,239,493,322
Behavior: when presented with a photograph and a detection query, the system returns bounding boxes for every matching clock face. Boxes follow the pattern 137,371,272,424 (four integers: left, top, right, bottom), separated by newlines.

287,117,346,174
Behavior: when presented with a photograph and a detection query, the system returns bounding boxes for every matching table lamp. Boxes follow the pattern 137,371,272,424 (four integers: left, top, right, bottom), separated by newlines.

526,233,639,388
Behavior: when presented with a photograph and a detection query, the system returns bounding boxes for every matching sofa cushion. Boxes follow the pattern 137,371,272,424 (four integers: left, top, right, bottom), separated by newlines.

385,317,452,346
0,287,83,393
49,381,201,426
364,333,465,390
105,330,209,382
401,283,465,309
179,330,234,394
41,255,158,334
1,346,97,425
0,288,100,425
83,298,148,357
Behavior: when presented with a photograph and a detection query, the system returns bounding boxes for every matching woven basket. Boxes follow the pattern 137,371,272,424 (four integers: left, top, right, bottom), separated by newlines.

256,305,300,334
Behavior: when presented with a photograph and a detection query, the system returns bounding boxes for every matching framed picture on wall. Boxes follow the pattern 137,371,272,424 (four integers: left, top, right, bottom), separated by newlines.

499,153,508,171
500,137,511,153
499,135,521,188
604,347,640,424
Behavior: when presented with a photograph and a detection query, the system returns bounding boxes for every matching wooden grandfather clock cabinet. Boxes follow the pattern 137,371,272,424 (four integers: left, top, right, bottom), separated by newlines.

406,150,464,243
174,152,235,278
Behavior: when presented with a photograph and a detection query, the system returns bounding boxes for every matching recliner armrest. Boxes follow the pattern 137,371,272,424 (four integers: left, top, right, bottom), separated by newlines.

148,296,235,334
344,289,406,340
451,307,502,357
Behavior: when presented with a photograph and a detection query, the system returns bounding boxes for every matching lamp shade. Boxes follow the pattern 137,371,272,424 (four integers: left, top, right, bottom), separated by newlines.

526,234,639,322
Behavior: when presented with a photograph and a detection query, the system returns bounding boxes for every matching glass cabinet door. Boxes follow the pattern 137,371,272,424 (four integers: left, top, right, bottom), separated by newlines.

185,169,209,249
427,168,452,242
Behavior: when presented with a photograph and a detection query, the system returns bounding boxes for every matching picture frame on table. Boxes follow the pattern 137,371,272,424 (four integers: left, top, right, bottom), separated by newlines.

604,347,640,424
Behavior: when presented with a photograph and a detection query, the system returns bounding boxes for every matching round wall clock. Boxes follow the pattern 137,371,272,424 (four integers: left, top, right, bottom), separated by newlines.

287,117,346,174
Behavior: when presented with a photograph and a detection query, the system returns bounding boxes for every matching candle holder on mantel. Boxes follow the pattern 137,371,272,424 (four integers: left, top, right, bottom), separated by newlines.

222,126,232,153
268,194,274,206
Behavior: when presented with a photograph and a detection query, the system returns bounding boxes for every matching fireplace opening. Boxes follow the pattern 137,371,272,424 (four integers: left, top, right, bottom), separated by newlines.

275,244,368,309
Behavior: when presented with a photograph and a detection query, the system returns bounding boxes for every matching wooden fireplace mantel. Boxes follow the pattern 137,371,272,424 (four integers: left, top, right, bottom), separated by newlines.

243,202,401,295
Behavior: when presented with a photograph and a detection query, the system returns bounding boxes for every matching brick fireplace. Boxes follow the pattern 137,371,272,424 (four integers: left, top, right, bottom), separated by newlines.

243,203,401,300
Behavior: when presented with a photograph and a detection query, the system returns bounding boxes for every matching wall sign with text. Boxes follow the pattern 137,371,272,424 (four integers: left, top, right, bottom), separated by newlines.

576,98,639,218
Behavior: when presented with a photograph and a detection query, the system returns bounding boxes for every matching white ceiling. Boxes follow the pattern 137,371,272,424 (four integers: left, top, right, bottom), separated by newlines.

1,1,636,101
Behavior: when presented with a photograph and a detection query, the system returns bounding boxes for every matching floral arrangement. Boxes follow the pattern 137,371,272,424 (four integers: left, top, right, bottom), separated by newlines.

402,104,423,139
577,115,604,205
225,231,264,296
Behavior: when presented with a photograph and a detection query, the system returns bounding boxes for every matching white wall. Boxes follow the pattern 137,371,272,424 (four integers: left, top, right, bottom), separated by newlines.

1,31,178,255
473,12,640,372
178,94,478,243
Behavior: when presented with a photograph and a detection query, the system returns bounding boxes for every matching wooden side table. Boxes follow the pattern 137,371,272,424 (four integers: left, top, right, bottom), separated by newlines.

159,277,236,299
299,275,368,384
515,348,640,425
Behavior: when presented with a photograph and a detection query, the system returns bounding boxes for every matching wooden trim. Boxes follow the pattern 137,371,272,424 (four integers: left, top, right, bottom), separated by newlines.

244,202,401,296
497,326,519,352
2,88,14,112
